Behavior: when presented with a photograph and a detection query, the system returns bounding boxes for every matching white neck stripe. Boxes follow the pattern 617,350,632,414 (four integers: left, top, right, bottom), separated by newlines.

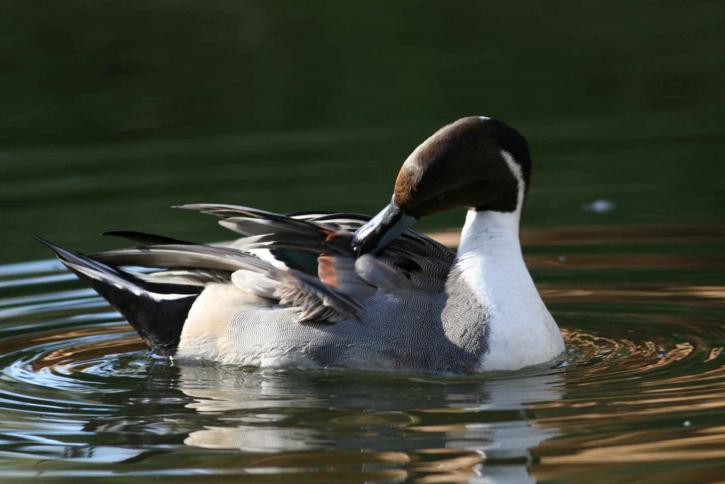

500,149,525,215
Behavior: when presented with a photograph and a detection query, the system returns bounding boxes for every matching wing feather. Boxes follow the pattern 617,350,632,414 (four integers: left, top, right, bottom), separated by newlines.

87,203,455,324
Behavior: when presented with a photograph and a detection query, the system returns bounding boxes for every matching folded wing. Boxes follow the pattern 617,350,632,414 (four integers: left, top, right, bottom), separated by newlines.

94,204,455,324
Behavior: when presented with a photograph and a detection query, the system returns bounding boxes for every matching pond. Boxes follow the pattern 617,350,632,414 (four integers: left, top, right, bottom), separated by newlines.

1,1,724,482
0,224,723,481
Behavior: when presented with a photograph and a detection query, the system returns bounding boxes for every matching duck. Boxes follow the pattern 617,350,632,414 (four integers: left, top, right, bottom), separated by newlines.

36,116,565,373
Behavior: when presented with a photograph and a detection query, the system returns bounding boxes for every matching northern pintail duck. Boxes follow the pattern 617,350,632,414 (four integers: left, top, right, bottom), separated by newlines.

37,116,565,373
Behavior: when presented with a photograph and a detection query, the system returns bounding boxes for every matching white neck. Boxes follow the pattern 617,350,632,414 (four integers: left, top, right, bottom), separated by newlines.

458,209,521,255
457,150,525,266
454,151,564,371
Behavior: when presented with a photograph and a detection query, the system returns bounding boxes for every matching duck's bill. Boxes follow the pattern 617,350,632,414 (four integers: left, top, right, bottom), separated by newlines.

351,202,416,256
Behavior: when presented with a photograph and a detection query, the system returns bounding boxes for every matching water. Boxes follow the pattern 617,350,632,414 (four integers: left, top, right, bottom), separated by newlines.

2,1,725,481
3,1,725,263
0,226,723,482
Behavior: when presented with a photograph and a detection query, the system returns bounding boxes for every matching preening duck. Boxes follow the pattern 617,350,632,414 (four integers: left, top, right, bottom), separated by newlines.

37,116,565,373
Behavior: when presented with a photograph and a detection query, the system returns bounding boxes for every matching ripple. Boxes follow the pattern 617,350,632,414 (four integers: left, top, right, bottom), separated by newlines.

0,230,723,481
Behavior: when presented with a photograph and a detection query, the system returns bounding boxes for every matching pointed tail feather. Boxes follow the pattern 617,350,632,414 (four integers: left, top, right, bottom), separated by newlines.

102,230,194,246
33,235,199,356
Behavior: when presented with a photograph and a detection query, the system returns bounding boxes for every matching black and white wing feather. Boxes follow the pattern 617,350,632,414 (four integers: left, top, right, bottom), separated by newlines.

69,203,455,326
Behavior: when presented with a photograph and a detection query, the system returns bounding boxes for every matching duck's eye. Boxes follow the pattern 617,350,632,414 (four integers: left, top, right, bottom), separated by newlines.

433,193,445,201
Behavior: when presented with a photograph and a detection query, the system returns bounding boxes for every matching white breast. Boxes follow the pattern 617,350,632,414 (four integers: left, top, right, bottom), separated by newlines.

456,151,565,371
457,210,564,371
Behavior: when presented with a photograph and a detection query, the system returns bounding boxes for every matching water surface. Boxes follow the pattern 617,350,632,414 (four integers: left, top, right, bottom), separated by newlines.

2,1,725,262
1,1,724,481
0,225,723,482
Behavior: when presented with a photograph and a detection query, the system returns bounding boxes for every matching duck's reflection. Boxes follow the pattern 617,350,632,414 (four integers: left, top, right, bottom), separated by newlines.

177,363,564,482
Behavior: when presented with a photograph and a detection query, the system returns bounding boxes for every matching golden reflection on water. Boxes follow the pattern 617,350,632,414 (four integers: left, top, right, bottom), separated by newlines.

430,224,725,248
705,347,722,362
542,285,725,306
0,323,130,352
32,336,143,372
182,436,489,483
22,324,144,372
219,448,492,483
539,426,725,464
527,254,725,270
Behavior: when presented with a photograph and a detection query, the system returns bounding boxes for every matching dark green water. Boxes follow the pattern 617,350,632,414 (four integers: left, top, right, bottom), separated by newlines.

2,1,725,261
1,1,724,482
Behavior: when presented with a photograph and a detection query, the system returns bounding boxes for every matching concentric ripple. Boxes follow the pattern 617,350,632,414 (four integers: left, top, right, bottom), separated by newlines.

0,227,723,482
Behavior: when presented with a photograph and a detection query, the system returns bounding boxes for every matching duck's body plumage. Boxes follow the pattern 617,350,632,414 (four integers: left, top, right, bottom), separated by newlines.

38,116,566,373
95,207,492,372
175,239,490,372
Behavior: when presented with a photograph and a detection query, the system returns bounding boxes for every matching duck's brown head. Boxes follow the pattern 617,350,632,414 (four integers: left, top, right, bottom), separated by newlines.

352,116,532,255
